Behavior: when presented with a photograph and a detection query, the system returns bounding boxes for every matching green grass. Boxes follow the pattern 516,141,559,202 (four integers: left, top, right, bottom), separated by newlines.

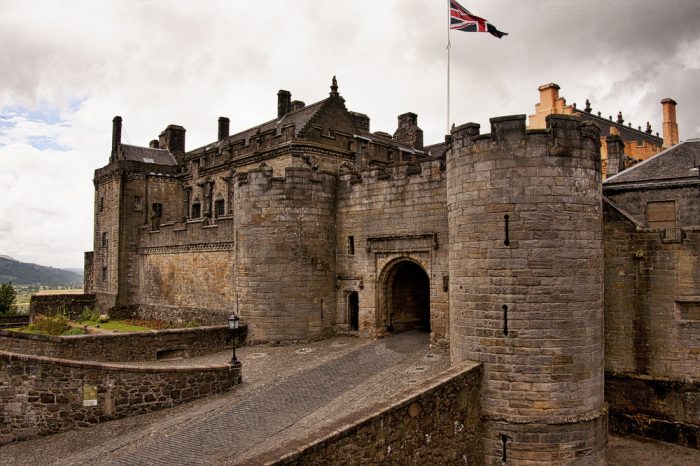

82,320,152,333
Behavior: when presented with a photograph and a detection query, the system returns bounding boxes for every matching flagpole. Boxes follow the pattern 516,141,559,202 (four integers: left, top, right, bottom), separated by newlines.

447,0,451,135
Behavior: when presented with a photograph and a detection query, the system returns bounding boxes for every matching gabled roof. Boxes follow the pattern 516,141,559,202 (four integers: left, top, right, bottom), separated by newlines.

605,139,700,185
121,144,177,166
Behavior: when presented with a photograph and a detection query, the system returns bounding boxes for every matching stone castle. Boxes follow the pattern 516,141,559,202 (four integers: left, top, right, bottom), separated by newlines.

84,78,699,464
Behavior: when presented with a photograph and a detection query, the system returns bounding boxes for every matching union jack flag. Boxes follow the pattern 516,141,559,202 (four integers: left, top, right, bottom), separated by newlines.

450,0,508,39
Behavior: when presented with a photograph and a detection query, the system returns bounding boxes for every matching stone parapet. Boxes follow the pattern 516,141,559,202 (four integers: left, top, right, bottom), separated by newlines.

0,325,244,362
252,361,482,465
0,350,241,445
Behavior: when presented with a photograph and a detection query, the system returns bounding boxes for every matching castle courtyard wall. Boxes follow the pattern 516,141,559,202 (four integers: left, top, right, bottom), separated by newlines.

603,203,699,447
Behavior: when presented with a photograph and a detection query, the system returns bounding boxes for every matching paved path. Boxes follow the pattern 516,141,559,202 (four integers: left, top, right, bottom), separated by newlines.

1,332,448,465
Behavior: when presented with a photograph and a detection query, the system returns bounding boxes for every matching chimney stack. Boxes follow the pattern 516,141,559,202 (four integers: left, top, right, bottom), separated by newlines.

393,112,424,149
606,134,625,179
112,116,122,155
661,98,679,148
159,124,186,156
218,117,230,141
277,90,291,118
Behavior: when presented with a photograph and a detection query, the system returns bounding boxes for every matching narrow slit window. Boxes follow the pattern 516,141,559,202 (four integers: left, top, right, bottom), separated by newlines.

348,236,355,255
101,232,108,248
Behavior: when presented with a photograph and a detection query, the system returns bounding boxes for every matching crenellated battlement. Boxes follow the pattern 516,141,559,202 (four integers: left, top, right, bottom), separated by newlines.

235,165,336,194
450,114,601,163
338,158,445,192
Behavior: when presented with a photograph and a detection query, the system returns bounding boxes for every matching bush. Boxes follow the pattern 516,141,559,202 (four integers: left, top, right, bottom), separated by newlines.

32,314,71,336
62,327,87,336
0,282,17,315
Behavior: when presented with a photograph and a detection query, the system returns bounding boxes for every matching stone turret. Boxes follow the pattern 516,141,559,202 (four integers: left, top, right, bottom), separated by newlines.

447,114,606,464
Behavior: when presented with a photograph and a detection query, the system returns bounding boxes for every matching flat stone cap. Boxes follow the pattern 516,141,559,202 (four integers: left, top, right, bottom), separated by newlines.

661,98,677,106
538,83,560,91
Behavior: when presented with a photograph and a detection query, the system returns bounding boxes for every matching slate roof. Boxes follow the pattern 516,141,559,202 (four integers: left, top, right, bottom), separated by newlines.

572,109,663,148
121,144,177,166
190,100,327,154
605,139,700,185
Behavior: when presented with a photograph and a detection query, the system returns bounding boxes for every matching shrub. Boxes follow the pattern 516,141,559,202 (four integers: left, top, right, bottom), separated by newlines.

62,327,87,336
0,282,17,315
32,314,71,336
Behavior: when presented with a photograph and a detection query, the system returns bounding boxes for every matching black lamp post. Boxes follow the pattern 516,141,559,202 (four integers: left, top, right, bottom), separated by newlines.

228,314,240,365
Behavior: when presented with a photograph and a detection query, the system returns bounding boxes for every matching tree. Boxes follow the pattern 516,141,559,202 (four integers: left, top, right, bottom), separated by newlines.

0,282,17,315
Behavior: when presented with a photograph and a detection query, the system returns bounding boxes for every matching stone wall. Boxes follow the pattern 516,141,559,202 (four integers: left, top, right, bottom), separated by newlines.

251,362,482,466
29,294,96,321
603,201,699,446
335,159,449,343
0,325,243,362
606,373,699,448
0,350,241,445
447,115,607,464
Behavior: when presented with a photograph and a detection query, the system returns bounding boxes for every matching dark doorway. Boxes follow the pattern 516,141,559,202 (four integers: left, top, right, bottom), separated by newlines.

348,292,359,331
389,261,430,332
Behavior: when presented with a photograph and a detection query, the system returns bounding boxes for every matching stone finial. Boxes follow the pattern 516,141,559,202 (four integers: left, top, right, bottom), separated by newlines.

330,76,338,95
645,122,652,134
573,102,577,110
585,99,592,113
617,112,624,124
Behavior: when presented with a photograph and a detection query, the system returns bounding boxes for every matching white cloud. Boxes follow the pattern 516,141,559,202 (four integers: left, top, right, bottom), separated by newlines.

0,0,698,267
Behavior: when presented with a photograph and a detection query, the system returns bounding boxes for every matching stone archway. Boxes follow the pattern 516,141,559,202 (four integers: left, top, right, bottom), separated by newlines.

381,259,430,333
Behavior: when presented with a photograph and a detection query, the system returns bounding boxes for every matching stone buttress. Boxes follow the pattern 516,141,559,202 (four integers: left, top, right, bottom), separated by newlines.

447,115,607,464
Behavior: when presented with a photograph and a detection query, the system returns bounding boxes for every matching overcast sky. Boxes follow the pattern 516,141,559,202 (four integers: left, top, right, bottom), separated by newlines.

1,0,699,269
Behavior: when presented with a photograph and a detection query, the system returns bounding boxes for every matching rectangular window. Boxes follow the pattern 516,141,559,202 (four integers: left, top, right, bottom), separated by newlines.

191,203,201,219
101,232,108,248
101,267,107,281
347,236,355,255
215,199,225,217
678,301,700,321
647,200,676,229
99,196,104,212
133,195,143,212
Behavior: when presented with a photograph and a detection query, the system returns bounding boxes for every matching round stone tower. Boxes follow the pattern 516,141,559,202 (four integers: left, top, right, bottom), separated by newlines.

447,115,606,464
233,165,337,343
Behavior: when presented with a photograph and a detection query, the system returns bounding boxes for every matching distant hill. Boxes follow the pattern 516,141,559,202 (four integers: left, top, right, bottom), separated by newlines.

0,257,83,286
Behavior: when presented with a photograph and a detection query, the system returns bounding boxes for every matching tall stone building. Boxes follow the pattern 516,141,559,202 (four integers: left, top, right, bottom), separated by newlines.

85,78,698,463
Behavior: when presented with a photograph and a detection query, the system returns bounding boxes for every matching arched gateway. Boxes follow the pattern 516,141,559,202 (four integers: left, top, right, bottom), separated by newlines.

380,259,430,333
